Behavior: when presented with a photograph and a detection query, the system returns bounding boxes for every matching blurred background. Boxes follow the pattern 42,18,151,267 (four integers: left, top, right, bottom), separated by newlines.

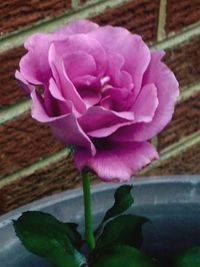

0,0,199,215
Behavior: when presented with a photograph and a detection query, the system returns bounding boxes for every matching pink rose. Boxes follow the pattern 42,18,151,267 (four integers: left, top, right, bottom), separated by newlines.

16,20,179,182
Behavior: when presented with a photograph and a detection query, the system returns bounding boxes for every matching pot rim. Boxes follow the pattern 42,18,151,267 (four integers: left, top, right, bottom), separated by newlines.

0,175,199,227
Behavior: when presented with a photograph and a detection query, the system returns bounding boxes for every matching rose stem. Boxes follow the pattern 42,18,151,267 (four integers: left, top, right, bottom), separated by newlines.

82,172,95,250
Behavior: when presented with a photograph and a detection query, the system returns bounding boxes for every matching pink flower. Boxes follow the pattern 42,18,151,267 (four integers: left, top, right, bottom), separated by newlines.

16,20,179,182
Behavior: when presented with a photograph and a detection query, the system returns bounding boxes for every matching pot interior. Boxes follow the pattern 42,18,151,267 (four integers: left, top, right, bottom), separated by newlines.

0,176,200,267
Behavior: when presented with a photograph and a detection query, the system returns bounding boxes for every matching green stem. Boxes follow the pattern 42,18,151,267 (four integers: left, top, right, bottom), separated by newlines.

82,172,95,250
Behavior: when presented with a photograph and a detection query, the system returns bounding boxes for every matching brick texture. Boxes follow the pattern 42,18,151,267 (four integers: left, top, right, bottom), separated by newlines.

164,35,200,88
0,154,98,215
166,0,200,34
142,143,200,176
0,0,71,35
157,91,200,151
0,113,64,177
92,0,160,43
0,46,27,107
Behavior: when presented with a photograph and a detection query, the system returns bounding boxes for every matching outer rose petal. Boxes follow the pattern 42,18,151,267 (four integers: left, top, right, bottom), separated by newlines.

15,70,34,94
75,141,158,182
111,51,179,142
21,33,57,84
55,19,99,35
30,89,96,155
20,20,98,85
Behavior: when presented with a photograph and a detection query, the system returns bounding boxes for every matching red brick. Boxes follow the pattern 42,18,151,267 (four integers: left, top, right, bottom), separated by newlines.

0,0,71,35
141,143,200,176
0,154,98,215
92,0,160,43
0,46,28,107
166,0,200,34
164,35,200,88
157,91,200,151
0,113,64,177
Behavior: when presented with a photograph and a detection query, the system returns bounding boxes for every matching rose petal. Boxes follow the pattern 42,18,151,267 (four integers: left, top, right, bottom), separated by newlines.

78,89,101,108
103,87,133,111
135,51,179,138
46,78,74,116
132,83,159,123
75,141,158,182
49,115,96,156
30,89,96,155
48,44,87,115
63,51,96,81
89,26,150,97
107,53,133,90
111,51,179,142
20,33,57,84
20,21,98,85
15,70,35,94
78,106,134,138
52,34,107,75
55,19,99,35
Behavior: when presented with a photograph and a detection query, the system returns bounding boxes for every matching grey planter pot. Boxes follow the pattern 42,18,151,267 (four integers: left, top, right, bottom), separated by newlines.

0,175,200,267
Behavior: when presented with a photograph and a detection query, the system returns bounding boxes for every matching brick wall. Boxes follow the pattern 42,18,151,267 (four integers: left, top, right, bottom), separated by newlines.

0,0,199,214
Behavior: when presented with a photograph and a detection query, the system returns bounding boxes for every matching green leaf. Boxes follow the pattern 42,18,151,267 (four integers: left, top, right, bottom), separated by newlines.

92,245,157,267
102,185,134,223
96,215,148,250
174,246,200,267
63,222,82,249
13,211,86,267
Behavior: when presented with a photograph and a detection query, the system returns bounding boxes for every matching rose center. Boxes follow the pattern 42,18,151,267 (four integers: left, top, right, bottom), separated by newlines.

100,76,111,93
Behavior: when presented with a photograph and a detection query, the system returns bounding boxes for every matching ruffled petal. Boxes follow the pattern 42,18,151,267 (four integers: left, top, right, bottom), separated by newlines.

111,51,179,142
89,26,151,97
132,83,158,123
46,78,74,116
63,51,96,81
78,106,134,138
55,19,99,35
30,89,96,155
134,51,179,139
52,34,107,75
75,141,158,182
15,70,35,94
77,89,101,108
20,20,98,85
48,44,87,115
20,33,56,84
107,53,133,90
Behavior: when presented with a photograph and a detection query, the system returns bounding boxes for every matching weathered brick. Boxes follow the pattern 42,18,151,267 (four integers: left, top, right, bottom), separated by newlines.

166,0,200,34
0,154,98,215
0,46,27,107
92,0,160,43
0,0,71,35
0,113,64,177
141,143,200,176
164,35,200,88
157,91,200,151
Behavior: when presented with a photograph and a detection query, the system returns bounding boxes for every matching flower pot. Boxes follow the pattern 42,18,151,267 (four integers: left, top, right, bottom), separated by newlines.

0,175,200,267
